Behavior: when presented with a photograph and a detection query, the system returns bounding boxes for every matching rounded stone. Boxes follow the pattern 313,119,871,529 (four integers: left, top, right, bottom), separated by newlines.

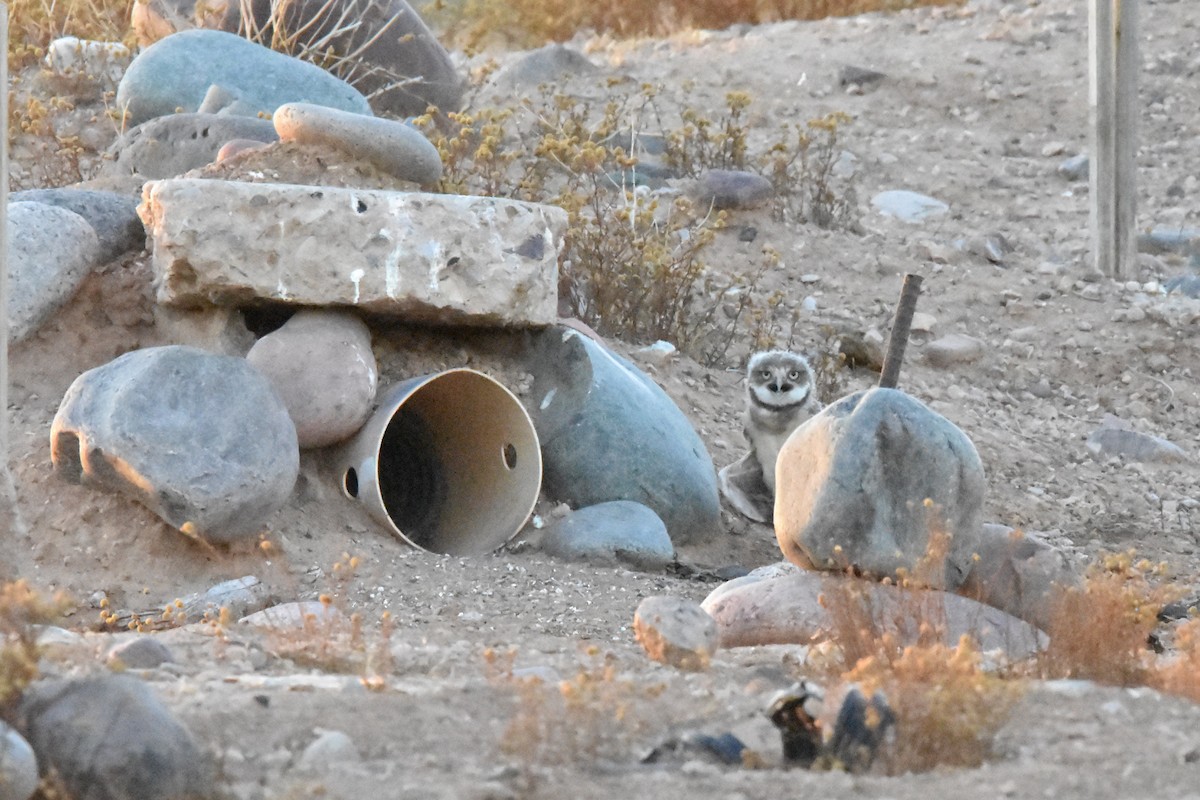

102,112,278,179
0,721,38,800
871,189,949,223
11,188,144,263
116,28,371,128
245,310,378,449
50,345,300,542
274,102,443,185
7,201,101,342
775,387,985,590
538,500,675,570
633,595,718,672
690,169,774,210
106,636,175,669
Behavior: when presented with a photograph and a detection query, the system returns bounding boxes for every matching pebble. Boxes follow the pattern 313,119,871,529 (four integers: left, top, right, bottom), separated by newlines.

1086,426,1189,464
273,102,443,185
106,636,175,669
488,43,598,90
297,730,361,770
925,333,986,367
633,595,718,672
689,169,774,210
1057,153,1089,181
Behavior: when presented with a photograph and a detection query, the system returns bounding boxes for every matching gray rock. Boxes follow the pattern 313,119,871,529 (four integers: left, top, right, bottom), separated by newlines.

538,500,675,570
177,575,273,623
106,636,175,669
1057,153,1089,181
195,83,259,116
527,327,721,544
633,595,718,672
1164,273,1200,298
239,601,346,630
7,201,100,342
152,306,255,356
924,333,986,367
297,729,361,770
231,0,464,117
1136,227,1200,256
116,29,372,128
701,567,1044,662
1086,425,1189,464
838,64,886,87
690,169,773,210
489,44,598,90
246,310,378,449
0,721,38,800
50,345,299,542
775,388,985,590
871,189,949,223
141,179,565,327
102,112,278,179
18,675,215,800
958,523,1079,632
273,102,442,185
11,188,143,263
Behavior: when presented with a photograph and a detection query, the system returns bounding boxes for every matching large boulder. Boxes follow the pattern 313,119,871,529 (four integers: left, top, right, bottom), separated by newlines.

18,675,216,800
775,388,985,590
7,201,101,342
526,328,721,544
50,345,299,542
537,500,675,571
116,29,371,128
132,0,463,118
140,179,565,327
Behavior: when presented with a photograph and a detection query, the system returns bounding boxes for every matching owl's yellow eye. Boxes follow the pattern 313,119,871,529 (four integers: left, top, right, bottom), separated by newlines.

760,370,772,380
788,370,801,380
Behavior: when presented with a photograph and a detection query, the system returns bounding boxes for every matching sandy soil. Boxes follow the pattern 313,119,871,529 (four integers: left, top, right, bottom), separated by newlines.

5,0,1200,796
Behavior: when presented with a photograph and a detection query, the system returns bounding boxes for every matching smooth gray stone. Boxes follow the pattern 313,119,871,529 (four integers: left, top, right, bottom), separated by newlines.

50,345,299,542
527,328,720,544
1086,426,1189,464
19,675,216,800
1137,227,1200,256
1164,273,1200,298
116,29,371,128
102,112,278,179
297,730,361,770
539,500,675,570
195,83,258,116
106,636,175,669
775,388,985,590
11,188,143,262
7,201,100,342
176,575,272,623
1057,153,1089,181
232,0,464,117
489,43,598,90
0,720,38,800
871,189,949,223
959,524,1079,632
273,102,442,185
691,169,773,210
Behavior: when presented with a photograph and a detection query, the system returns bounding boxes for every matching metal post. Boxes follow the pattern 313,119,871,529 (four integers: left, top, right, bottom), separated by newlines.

1089,0,1139,279
1,2,27,539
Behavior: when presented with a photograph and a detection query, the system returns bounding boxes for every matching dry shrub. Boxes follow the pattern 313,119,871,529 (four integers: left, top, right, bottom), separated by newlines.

439,0,963,50
1152,617,1200,703
1038,551,1175,686
416,85,856,365
6,0,133,70
842,635,1023,773
0,581,71,714
486,647,667,767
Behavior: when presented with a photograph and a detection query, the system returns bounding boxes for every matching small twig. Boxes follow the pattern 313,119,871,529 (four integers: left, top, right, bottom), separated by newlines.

879,273,923,389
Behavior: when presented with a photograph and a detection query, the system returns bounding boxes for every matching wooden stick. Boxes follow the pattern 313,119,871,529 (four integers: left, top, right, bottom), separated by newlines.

878,273,923,390
1,3,27,541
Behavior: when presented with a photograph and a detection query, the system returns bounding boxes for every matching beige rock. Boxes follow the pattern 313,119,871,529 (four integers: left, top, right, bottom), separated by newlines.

633,595,718,672
140,179,565,327
925,333,986,367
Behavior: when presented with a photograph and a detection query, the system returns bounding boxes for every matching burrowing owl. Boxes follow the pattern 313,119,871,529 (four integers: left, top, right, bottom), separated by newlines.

743,350,822,494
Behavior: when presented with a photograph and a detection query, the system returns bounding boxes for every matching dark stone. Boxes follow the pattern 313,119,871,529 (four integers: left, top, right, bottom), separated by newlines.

11,188,144,263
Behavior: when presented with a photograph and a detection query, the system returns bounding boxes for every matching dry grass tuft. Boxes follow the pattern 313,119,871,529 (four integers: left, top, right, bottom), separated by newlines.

0,581,72,714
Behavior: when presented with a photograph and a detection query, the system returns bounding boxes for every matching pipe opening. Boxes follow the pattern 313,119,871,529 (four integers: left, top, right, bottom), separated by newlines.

377,406,447,551
502,442,518,470
343,467,359,498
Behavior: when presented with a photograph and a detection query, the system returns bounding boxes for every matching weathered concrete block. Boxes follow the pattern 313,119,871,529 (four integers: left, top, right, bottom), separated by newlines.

140,179,565,327
775,388,985,590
